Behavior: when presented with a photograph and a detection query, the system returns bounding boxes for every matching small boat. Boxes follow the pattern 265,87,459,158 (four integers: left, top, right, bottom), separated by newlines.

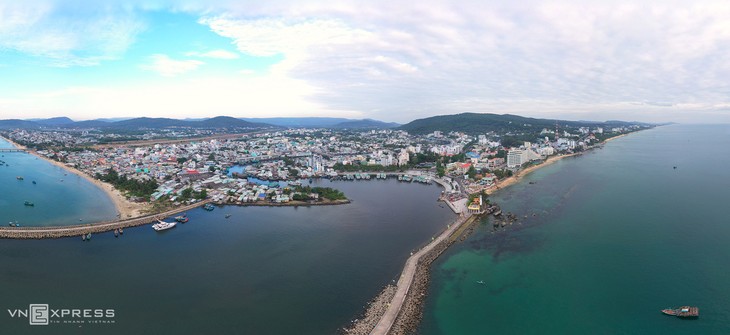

119,228,124,235
16,176,23,180
476,280,485,285
673,166,677,169
225,214,232,218
114,229,119,237
24,201,34,206
82,234,86,241
203,203,215,211
152,219,176,232
32,181,36,184
174,216,189,223
86,233,92,241
662,306,699,318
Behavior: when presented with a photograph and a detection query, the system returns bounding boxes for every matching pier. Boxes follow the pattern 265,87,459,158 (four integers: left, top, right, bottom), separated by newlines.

0,199,212,239
0,148,27,153
368,212,474,335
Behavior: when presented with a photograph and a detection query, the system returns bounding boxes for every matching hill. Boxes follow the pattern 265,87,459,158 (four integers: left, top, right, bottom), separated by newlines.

398,113,649,135
331,119,400,129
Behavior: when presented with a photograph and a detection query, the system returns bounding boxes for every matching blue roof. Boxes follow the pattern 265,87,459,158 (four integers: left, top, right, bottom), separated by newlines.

466,152,480,158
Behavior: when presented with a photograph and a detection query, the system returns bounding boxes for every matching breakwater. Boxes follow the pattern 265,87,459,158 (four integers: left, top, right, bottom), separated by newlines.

0,200,212,239
350,214,478,335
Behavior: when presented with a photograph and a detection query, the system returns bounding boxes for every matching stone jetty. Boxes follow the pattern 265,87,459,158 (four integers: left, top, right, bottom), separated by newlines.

365,213,478,335
0,200,213,239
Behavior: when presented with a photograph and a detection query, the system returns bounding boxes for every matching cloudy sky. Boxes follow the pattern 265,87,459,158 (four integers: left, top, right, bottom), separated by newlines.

1,0,729,123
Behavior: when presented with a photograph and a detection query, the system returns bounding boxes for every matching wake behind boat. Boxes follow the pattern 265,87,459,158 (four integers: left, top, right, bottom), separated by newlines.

152,219,176,232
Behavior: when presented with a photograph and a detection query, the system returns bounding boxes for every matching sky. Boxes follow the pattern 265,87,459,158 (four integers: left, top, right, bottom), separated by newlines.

1,0,729,123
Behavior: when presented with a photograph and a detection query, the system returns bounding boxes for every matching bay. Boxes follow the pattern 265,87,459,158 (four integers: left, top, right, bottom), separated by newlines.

0,138,117,226
421,124,730,334
0,178,454,334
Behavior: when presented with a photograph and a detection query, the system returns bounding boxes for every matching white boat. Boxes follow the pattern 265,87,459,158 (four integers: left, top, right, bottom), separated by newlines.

152,219,177,232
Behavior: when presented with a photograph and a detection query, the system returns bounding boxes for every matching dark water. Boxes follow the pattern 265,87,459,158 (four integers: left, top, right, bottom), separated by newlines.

0,139,117,226
0,179,454,334
421,124,730,334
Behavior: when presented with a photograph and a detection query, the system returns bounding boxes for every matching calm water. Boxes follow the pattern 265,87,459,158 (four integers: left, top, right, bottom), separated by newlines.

421,124,730,334
0,138,117,226
0,178,454,334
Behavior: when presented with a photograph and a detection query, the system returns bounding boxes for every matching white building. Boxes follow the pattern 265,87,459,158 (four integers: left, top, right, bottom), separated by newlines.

507,149,524,168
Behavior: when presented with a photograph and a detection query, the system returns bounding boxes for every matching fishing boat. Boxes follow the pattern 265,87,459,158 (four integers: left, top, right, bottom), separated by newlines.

119,228,124,235
86,233,92,241
203,203,215,211
152,219,177,232
662,306,699,318
24,201,34,206
114,229,119,237
174,215,189,223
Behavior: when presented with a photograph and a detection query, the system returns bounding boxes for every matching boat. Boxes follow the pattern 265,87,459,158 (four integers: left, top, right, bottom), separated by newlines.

225,214,232,218
174,215,189,223
476,280,485,285
82,234,86,241
662,306,699,318
119,228,124,235
16,176,23,180
203,203,215,211
86,233,91,241
114,229,119,237
152,219,177,231
24,201,34,206
32,181,36,184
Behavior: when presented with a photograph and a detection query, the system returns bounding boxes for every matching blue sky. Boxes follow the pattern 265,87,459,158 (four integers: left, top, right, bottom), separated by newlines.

1,1,730,123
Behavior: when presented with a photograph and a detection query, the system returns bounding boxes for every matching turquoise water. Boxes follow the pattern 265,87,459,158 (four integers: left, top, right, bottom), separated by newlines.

0,179,454,334
421,124,730,334
0,139,117,226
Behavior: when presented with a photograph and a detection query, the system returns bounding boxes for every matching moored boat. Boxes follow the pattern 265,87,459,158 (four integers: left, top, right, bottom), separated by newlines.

24,201,34,206
174,215,188,223
662,306,699,318
152,219,177,231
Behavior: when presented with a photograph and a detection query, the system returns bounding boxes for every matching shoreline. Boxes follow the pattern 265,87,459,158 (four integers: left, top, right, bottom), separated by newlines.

0,135,148,219
352,131,640,335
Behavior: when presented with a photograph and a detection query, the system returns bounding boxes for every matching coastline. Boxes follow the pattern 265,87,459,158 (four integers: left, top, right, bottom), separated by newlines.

350,131,639,335
487,152,579,194
0,135,148,219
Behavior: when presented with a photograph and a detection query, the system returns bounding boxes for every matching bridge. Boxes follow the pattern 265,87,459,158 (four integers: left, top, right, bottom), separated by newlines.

0,148,27,153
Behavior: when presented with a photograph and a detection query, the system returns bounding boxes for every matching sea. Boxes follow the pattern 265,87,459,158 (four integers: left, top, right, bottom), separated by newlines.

0,139,117,226
0,166,454,334
421,124,730,334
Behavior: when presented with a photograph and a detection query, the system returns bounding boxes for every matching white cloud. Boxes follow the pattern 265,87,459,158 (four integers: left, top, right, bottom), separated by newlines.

2,74,363,120
0,2,144,66
187,49,240,59
141,54,204,76
192,0,730,123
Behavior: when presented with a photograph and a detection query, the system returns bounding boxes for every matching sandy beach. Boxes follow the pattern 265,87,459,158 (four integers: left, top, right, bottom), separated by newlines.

1,136,148,219
487,152,579,194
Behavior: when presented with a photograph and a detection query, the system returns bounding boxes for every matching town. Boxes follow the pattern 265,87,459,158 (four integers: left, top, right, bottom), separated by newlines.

1,122,645,216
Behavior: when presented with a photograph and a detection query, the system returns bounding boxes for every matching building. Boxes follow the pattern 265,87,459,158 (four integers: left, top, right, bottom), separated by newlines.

507,149,524,168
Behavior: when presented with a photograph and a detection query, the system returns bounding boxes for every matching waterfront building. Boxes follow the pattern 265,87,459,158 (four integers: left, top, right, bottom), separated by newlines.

507,149,524,168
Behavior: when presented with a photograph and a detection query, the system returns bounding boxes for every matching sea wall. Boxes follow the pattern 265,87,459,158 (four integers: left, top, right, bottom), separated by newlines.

0,200,212,239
